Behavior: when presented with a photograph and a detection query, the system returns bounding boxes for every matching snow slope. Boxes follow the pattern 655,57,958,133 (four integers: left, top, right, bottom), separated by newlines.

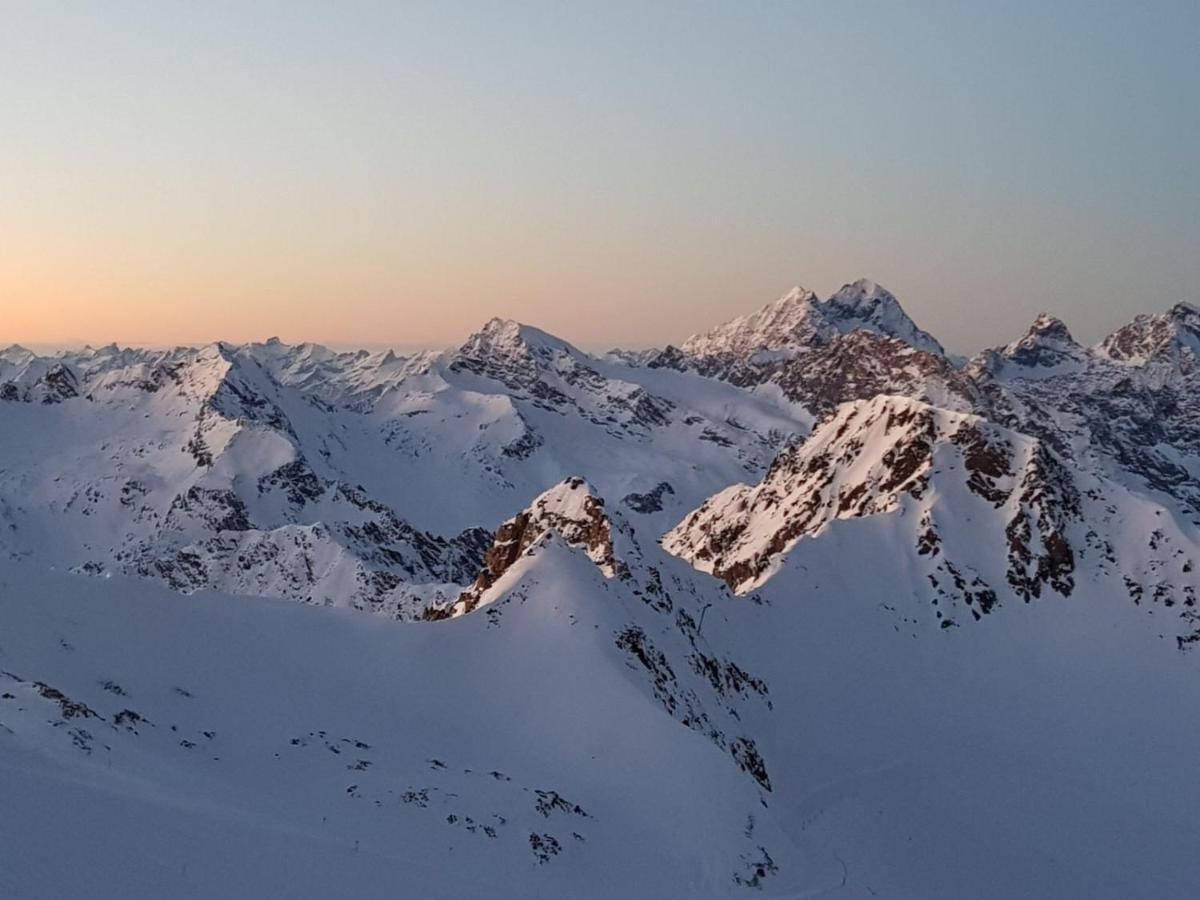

4,279,1200,897
0,518,825,898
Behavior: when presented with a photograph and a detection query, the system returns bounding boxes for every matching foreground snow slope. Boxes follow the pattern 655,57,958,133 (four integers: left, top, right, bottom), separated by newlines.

0,548,824,899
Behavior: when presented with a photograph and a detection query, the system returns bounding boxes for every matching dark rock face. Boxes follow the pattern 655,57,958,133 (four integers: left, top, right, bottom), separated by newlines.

646,345,688,371
0,363,81,404
258,458,325,507
975,351,1200,517
1006,315,1085,369
1097,302,1200,371
768,331,974,417
622,482,675,514
168,487,253,533
36,364,80,403
660,324,973,421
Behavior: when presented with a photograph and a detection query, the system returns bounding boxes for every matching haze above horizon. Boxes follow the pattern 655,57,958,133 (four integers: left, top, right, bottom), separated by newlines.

3,1,1198,354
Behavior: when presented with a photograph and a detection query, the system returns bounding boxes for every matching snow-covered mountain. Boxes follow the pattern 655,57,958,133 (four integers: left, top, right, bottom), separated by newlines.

676,279,944,364
5,281,1200,897
1095,301,1200,372
651,279,966,418
666,395,1077,603
0,321,800,616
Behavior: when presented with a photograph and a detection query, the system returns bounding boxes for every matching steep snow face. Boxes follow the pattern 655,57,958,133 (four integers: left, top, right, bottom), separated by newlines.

680,286,822,359
821,279,945,355
699,510,1200,899
1095,301,1200,372
418,482,781,800
664,396,1077,608
6,471,1200,898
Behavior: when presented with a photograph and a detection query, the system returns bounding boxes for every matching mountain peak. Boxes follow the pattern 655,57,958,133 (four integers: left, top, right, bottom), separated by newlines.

1096,300,1200,370
777,285,819,306
426,477,616,619
1169,301,1200,321
462,317,576,357
823,278,893,315
679,278,943,363
966,313,1085,380
819,279,945,356
0,344,35,363
1009,313,1081,354
448,318,599,411
666,394,1077,601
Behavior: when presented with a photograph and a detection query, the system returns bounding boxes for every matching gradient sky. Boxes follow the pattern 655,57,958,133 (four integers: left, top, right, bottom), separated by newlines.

2,1,1198,353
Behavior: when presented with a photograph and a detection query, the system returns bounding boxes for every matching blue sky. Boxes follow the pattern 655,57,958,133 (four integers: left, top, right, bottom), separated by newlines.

2,1,1197,351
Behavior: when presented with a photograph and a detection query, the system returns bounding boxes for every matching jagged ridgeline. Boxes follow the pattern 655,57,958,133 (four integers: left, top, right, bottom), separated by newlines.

5,281,1200,897
3,281,1198,641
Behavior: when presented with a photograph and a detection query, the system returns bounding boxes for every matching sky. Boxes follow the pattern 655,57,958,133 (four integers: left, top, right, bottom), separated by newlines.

2,1,1198,354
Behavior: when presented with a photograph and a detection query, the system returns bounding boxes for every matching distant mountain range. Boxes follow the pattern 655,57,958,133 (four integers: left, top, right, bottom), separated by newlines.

4,281,1200,897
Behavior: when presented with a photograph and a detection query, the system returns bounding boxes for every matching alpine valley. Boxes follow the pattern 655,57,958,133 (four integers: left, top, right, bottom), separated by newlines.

4,280,1200,898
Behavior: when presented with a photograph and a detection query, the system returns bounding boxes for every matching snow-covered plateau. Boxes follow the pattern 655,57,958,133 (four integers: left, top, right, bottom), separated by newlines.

4,280,1200,897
